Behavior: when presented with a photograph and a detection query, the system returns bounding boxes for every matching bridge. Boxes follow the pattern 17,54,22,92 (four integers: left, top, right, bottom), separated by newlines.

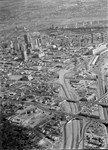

55,66,108,149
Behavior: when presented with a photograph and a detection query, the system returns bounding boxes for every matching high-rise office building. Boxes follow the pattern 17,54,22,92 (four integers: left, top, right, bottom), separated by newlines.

24,34,32,54
20,43,28,62
10,41,14,49
101,33,104,43
36,38,40,48
24,34,28,44
38,37,42,46
13,39,19,51
30,38,36,50
91,33,94,44
30,37,40,50
27,33,32,47
27,48,31,55
24,34,29,48
24,33,31,48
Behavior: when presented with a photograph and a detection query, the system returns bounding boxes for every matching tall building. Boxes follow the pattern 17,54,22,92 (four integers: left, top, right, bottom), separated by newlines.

35,38,39,48
30,37,40,50
27,33,32,47
10,41,14,49
38,37,42,46
20,43,28,62
30,38,36,50
24,34,28,47
37,38,41,47
101,33,104,43
24,34,31,48
13,39,19,51
104,75,108,93
25,33,32,54
91,33,94,44
27,48,31,55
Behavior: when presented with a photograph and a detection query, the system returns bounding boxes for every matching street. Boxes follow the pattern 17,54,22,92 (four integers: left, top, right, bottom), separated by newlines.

55,69,84,149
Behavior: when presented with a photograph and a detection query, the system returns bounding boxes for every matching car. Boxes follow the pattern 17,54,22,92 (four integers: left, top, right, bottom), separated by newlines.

55,65,63,68
54,59,60,62
31,99,36,102
9,92,16,96
21,98,27,101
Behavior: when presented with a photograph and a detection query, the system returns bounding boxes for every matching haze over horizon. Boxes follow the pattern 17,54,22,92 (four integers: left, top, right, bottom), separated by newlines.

0,0,107,31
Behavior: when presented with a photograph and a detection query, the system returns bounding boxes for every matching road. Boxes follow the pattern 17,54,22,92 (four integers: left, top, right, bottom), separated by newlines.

7,60,108,149
54,69,84,149
93,56,108,120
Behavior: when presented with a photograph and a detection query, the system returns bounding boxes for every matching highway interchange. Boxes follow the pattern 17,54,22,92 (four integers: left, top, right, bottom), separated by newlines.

57,66,108,149
55,69,82,149
25,65,108,149
9,47,108,149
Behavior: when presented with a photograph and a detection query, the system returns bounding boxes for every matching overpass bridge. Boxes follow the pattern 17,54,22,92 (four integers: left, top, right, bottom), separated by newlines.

55,68,108,149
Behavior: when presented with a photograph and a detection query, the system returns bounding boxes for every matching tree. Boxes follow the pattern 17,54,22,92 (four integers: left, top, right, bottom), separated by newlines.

1,119,43,150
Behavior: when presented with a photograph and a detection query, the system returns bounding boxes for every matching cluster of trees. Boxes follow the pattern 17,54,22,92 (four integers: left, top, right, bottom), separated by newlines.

2,102,17,118
86,121,106,136
1,118,43,150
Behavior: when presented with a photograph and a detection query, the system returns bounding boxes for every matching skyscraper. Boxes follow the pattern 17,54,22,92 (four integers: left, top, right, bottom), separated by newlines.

35,37,41,48
24,34,32,54
20,42,28,62
24,33,31,48
38,37,42,46
13,38,19,51
24,34,29,48
91,33,94,44
30,37,40,50
30,38,36,50
10,41,14,49
101,33,104,43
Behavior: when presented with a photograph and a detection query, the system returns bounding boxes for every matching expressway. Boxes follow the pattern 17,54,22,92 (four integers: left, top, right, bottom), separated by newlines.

24,55,108,149
93,54,108,120
54,69,85,149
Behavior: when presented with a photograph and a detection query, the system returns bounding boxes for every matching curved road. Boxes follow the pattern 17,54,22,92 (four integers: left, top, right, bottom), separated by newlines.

55,69,84,149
